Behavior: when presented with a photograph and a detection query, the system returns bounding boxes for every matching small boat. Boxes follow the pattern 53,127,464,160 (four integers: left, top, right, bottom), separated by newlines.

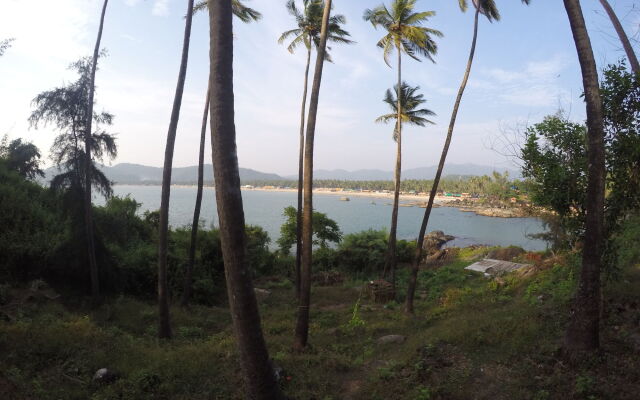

339,197,350,201
371,201,376,205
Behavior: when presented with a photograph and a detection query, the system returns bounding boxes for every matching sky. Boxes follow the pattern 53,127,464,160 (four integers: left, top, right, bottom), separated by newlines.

1,0,639,176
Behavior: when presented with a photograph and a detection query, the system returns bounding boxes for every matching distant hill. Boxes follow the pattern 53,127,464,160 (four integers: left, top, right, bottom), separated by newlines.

40,162,520,186
284,163,520,181
42,163,283,185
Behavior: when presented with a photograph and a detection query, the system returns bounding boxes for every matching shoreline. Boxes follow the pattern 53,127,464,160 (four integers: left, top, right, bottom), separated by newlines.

113,184,538,219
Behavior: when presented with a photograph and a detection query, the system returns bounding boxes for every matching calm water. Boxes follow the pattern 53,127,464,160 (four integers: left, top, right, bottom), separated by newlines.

99,185,548,251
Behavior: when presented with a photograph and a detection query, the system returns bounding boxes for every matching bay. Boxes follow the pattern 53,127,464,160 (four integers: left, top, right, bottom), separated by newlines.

100,185,548,251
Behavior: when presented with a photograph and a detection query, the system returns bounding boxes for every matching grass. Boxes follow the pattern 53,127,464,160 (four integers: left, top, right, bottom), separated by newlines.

1,247,639,399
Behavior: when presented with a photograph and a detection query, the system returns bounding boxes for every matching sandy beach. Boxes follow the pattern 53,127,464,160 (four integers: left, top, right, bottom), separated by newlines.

244,186,463,205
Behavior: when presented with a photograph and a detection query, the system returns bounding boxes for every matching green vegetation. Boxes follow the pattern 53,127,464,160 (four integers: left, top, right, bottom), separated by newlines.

243,171,523,199
2,247,639,399
2,0,640,397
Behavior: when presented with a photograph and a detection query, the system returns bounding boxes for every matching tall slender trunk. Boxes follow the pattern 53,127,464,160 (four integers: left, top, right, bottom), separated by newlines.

208,1,283,397
158,0,195,339
182,84,210,307
563,0,606,354
599,0,639,74
384,47,402,288
85,0,109,303
294,0,332,351
295,47,312,299
405,6,480,314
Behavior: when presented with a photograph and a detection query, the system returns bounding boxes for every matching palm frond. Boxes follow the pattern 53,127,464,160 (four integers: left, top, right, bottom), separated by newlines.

193,0,262,23
375,81,436,130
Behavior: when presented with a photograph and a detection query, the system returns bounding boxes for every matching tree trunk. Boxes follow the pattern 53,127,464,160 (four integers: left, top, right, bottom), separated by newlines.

563,0,606,354
294,0,332,351
182,84,210,307
208,1,283,397
295,47,312,299
384,48,402,289
599,0,640,74
405,6,480,314
158,0,195,339
84,0,109,303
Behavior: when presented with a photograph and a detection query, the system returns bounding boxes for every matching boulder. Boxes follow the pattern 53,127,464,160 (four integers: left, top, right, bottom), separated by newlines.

92,368,118,384
422,231,454,254
254,288,271,301
377,334,406,345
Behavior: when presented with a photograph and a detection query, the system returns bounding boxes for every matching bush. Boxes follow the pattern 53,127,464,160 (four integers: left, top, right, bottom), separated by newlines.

0,162,66,283
337,229,388,275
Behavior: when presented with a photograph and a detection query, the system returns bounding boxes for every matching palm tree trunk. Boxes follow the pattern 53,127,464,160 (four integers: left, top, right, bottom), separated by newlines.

294,0,332,351
84,0,109,303
295,47,312,299
563,0,606,354
182,84,210,307
208,1,283,397
405,6,480,314
385,47,402,288
158,0,195,339
599,0,640,74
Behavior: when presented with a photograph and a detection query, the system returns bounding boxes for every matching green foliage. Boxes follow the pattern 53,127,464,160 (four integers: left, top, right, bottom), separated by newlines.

29,56,117,198
194,0,263,23
276,206,342,254
522,113,587,245
336,229,387,275
606,214,640,275
241,174,526,199
375,82,435,141
279,0,353,60
524,256,579,306
2,249,640,399
245,225,275,276
0,135,44,179
0,163,65,282
522,62,640,251
363,0,442,66
345,295,365,331
601,61,640,224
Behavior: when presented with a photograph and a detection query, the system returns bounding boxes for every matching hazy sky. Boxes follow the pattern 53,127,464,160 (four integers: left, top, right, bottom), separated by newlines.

1,0,638,175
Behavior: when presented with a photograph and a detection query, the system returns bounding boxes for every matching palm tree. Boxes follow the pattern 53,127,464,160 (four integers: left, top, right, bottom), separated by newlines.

563,0,606,354
293,0,333,352
158,0,195,339
194,0,261,22
84,0,109,303
405,0,530,315
182,0,262,308
363,0,442,290
207,1,283,397
279,0,353,299
375,82,435,284
598,0,639,74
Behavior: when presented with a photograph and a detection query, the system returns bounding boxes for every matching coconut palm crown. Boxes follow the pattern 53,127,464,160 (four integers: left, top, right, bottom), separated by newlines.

278,0,353,61
363,0,443,66
193,0,262,23
376,82,436,140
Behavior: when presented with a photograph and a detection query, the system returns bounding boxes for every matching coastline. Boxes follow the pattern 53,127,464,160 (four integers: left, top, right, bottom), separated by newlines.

113,184,538,218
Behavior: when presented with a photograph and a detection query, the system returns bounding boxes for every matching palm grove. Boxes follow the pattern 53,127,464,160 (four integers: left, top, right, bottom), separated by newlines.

1,0,640,398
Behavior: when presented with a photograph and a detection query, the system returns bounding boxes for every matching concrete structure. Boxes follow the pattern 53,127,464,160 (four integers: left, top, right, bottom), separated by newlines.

465,259,530,276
